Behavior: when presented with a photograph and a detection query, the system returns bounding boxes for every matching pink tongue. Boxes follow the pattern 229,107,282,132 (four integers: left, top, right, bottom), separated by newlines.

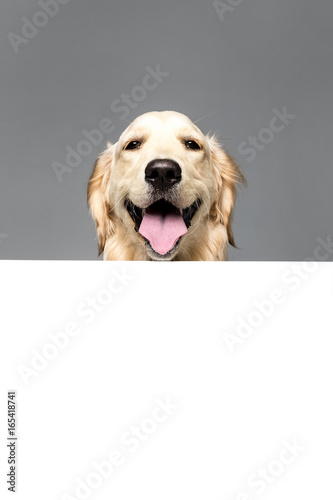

139,211,187,255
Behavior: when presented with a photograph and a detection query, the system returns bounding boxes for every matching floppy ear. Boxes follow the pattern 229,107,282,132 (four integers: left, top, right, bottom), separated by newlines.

207,135,246,247
87,144,115,255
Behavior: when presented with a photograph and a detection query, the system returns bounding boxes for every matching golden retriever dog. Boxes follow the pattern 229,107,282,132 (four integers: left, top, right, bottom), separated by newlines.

88,111,245,261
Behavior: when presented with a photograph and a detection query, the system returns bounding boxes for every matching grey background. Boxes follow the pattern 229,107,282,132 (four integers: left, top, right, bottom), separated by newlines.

0,0,332,260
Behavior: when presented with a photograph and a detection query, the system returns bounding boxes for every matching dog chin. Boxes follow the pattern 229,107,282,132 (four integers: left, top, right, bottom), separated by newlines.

144,236,182,261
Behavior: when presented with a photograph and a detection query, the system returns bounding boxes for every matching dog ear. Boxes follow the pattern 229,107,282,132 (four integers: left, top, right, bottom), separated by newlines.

87,144,115,255
207,135,246,247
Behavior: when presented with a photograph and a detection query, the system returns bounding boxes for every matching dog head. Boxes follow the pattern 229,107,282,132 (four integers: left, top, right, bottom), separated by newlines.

88,111,245,260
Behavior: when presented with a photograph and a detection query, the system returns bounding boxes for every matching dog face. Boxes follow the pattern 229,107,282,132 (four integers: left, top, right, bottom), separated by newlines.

88,111,245,261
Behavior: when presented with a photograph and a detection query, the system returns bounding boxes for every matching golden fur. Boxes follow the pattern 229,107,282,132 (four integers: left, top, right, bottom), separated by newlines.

88,111,245,261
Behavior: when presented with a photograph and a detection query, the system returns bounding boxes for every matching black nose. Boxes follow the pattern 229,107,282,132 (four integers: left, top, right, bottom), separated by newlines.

145,159,182,191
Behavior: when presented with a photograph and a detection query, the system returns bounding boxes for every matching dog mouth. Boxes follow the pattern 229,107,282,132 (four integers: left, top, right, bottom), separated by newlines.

125,198,201,256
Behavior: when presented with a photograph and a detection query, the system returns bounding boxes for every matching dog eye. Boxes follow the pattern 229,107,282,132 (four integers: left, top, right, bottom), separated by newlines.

185,140,201,150
125,141,141,150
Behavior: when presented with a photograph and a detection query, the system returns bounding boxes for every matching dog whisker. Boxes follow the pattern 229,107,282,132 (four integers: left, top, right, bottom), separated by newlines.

193,107,226,125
